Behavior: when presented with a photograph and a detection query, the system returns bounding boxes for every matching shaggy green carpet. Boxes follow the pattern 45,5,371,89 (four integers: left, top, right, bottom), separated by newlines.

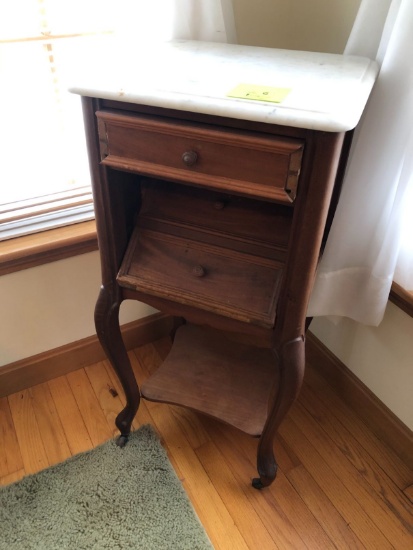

0,425,213,550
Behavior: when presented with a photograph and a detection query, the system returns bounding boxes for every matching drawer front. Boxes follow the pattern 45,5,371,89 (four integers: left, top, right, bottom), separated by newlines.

97,110,303,203
117,229,282,328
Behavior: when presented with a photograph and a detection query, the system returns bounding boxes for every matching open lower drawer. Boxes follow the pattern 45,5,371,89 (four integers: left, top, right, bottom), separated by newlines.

117,226,283,328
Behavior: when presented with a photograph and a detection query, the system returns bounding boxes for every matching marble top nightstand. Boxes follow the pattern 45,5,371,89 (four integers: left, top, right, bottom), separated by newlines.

70,40,377,488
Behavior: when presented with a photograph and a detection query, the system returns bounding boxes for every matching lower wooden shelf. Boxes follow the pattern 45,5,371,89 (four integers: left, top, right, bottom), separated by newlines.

141,324,279,436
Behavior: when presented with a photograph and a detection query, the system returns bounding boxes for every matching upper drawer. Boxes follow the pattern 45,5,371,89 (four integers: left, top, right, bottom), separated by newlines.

96,110,304,203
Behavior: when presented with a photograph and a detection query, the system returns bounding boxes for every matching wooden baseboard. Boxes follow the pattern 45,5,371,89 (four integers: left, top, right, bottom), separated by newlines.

0,313,173,398
306,332,413,471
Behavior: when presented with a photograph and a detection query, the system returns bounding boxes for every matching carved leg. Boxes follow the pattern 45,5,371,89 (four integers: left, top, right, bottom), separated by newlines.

252,336,305,489
95,285,140,446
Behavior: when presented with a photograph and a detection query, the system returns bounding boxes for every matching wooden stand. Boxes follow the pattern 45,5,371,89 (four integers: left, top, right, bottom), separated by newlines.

82,95,350,488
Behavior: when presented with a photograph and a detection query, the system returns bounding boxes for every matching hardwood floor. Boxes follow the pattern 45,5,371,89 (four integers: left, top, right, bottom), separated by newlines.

1,337,412,549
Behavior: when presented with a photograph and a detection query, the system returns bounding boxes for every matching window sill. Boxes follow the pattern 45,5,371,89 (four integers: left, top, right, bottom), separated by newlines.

0,220,98,276
390,282,413,319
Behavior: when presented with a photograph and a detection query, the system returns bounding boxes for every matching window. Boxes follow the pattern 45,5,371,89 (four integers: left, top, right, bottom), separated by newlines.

0,1,115,240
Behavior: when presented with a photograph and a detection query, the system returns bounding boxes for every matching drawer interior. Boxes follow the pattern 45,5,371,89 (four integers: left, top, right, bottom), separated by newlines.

138,179,292,261
117,180,292,328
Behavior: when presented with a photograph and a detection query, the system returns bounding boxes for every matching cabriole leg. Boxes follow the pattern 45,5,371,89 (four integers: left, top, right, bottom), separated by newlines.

253,336,305,489
94,284,140,446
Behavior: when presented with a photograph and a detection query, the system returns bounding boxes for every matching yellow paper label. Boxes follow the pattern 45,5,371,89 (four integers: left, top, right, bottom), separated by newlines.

227,83,291,103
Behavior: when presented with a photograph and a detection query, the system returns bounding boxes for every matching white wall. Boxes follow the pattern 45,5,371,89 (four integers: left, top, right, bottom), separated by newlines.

311,305,413,431
232,0,361,53
0,252,155,367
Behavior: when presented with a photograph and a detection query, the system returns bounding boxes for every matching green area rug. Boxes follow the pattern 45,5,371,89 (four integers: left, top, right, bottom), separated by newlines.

0,425,213,550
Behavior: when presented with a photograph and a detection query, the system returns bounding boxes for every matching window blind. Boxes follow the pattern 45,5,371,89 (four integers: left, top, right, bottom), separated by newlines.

0,0,114,240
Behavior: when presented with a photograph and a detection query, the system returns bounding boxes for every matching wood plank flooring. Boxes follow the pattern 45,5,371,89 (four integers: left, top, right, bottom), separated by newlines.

1,337,412,549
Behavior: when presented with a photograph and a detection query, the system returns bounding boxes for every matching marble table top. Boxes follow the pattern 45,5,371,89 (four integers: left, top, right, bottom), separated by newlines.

69,39,379,132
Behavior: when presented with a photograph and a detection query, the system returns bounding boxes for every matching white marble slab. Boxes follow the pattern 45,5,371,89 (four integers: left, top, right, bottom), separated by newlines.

68,39,379,132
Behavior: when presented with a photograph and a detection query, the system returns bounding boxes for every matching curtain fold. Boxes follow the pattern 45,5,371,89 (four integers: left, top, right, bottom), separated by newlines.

115,0,236,44
308,0,413,325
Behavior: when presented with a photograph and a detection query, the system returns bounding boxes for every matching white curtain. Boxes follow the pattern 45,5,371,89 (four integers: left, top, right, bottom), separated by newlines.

308,0,413,325
115,0,237,43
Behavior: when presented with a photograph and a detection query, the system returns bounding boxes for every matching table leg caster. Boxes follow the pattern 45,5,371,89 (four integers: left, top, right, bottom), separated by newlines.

116,434,129,448
252,477,265,490
251,462,278,490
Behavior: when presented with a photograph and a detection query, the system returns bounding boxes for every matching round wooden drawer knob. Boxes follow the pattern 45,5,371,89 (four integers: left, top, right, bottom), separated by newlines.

192,265,206,277
182,150,198,167
213,200,226,210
